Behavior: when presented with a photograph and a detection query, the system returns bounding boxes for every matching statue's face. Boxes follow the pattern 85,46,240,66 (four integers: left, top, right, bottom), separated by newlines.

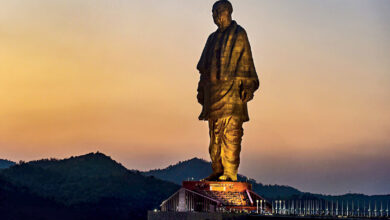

212,6,231,29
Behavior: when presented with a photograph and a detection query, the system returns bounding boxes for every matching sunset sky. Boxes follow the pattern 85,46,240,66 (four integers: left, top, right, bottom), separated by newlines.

1,0,389,195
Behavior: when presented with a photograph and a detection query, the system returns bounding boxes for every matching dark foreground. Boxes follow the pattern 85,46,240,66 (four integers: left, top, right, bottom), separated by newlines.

148,211,390,220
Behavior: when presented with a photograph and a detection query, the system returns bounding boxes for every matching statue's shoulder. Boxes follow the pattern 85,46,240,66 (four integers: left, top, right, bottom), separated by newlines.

235,23,248,37
201,32,214,47
233,23,250,44
207,31,217,40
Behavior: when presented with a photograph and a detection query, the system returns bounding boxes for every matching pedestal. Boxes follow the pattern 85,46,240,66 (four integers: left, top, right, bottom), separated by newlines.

160,181,271,213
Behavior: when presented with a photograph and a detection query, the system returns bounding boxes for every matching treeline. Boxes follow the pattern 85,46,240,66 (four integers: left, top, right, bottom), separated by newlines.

0,152,179,220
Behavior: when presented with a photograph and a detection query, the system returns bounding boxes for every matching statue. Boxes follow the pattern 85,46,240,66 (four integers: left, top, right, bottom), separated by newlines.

197,0,259,181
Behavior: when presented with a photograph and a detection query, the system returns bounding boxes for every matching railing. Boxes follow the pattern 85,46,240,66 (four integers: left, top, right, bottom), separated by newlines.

267,199,390,218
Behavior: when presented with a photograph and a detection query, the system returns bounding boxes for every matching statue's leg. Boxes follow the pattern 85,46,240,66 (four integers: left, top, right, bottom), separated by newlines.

203,118,224,181
219,116,243,181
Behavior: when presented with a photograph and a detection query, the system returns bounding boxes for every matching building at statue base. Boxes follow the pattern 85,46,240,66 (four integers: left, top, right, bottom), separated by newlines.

160,181,271,213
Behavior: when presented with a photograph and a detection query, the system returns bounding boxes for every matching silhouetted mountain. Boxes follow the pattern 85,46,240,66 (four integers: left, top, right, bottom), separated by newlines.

1,154,388,219
0,176,77,219
0,152,180,220
142,157,390,203
143,157,212,183
0,159,15,169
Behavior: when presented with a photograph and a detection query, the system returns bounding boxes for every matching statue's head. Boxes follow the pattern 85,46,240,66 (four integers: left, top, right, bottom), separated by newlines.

212,0,233,29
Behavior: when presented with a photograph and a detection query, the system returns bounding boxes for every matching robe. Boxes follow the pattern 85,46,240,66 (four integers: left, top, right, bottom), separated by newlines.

197,20,259,122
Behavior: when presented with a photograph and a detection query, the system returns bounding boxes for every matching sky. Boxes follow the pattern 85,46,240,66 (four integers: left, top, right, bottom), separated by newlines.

0,0,389,195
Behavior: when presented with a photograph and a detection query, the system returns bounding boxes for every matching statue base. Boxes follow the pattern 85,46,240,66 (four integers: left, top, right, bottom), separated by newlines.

160,181,271,213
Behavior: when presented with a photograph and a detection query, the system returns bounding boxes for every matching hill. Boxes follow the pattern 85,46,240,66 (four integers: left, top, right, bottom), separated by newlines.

0,176,77,219
0,152,180,220
1,153,388,219
0,159,15,169
143,157,212,183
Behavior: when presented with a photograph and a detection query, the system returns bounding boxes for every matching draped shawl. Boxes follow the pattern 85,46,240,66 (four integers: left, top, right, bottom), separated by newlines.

196,20,259,122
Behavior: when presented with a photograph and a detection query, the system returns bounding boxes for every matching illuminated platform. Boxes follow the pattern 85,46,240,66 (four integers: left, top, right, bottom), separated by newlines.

160,181,271,213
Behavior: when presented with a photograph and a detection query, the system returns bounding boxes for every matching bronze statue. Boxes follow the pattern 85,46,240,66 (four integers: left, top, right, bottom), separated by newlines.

197,0,259,181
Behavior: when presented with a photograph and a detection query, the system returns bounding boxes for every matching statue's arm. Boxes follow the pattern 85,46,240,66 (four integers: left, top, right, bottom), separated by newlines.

236,30,259,103
197,74,207,105
196,33,214,105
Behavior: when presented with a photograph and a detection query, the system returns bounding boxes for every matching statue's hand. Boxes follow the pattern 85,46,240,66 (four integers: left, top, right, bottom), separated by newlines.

240,89,254,103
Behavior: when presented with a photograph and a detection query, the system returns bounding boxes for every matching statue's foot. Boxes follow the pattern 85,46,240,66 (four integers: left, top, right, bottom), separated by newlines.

201,172,223,181
218,173,237,181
